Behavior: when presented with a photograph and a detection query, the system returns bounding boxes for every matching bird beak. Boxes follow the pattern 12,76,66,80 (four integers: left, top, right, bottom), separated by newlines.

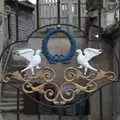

99,49,103,53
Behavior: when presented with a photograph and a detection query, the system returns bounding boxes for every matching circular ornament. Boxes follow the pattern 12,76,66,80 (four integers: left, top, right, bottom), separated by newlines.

42,28,76,63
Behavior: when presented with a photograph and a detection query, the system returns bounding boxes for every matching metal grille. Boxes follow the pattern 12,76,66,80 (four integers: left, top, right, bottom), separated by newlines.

38,0,87,30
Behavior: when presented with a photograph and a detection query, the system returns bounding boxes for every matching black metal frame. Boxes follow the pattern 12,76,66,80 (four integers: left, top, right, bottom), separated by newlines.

0,0,120,120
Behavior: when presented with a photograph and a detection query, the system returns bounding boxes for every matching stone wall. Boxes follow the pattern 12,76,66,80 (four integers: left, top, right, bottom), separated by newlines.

87,23,114,120
112,32,120,120
0,0,4,51
5,1,35,43
0,0,4,78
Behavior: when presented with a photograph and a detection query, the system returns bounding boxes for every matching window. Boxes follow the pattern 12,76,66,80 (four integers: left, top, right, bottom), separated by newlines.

47,0,57,3
62,4,67,11
72,3,78,15
103,0,117,8
61,4,68,16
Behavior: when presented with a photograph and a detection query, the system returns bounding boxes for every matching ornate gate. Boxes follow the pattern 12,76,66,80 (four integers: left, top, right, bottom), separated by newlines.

0,0,118,120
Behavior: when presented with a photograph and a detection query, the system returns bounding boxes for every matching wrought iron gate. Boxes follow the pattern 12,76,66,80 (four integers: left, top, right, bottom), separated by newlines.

0,0,120,120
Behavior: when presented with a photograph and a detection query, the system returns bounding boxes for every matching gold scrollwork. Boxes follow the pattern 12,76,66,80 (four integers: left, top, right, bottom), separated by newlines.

36,67,56,82
64,67,79,82
92,70,116,81
72,81,97,93
3,71,25,83
60,82,76,103
85,80,98,93
22,81,76,104
3,66,116,105
22,81,61,104
64,67,116,94
22,80,34,93
43,83,59,103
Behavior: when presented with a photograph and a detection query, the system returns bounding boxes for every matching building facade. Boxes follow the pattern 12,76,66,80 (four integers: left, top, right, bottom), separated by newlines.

5,0,35,42
86,0,120,120
0,0,4,56
0,0,36,111
0,0,4,97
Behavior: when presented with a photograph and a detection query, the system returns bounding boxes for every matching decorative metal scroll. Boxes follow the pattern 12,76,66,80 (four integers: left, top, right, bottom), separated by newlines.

4,66,115,104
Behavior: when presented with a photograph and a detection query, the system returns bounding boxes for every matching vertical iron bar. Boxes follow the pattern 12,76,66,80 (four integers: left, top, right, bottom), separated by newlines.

98,0,101,35
8,14,11,39
37,93,40,120
17,89,20,120
37,105,40,120
78,0,81,29
15,0,19,41
57,0,60,24
36,1,40,119
98,0,103,119
58,107,62,120
16,1,20,120
100,89,103,120
36,0,39,29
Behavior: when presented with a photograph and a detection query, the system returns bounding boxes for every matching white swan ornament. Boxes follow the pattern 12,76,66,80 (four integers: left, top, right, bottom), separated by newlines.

76,48,102,75
16,48,41,75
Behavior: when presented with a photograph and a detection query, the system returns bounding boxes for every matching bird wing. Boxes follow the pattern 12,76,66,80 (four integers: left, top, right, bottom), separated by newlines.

16,48,34,62
84,48,102,61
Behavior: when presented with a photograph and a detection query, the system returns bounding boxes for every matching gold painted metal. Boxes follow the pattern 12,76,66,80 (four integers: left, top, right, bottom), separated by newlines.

3,66,116,104
3,71,25,82
36,66,56,82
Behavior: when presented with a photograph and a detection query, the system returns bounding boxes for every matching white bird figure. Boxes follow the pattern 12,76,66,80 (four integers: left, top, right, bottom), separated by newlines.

16,48,41,75
76,48,102,75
